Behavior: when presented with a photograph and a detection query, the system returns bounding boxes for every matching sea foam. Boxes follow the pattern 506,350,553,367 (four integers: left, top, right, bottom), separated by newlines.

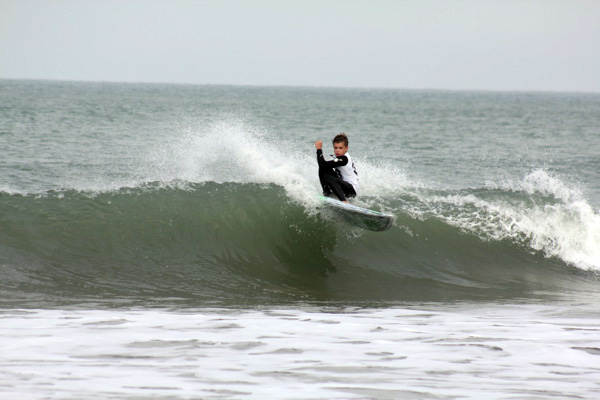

418,170,600,272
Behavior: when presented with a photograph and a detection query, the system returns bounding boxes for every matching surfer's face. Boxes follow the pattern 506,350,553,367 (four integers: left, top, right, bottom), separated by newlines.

333,142,348,157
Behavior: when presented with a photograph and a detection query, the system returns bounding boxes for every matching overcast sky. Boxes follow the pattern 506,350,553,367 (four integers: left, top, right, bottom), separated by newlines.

1,0,599,92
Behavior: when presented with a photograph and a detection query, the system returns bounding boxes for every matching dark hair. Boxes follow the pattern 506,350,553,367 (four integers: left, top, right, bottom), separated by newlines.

332,133,349,147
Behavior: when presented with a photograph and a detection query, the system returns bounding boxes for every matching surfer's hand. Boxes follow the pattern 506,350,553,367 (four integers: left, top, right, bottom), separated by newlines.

315,140,322,149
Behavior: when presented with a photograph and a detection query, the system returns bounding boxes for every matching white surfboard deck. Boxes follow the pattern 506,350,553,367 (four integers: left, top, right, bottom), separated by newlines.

318,196,394,232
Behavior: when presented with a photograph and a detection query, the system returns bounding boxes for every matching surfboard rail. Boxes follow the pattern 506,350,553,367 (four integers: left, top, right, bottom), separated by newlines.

318,196,395,232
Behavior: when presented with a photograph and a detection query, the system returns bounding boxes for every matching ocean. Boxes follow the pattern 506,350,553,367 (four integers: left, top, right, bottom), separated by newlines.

1,80,599,399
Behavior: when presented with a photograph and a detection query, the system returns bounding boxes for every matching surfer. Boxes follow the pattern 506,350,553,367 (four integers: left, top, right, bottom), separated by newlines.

315,133,359,203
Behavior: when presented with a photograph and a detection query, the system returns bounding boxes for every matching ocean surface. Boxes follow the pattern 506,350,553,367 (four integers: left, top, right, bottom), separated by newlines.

1,80,599,399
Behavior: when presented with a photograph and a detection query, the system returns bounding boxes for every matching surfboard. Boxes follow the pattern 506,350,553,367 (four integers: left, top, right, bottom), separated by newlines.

318,196,395,232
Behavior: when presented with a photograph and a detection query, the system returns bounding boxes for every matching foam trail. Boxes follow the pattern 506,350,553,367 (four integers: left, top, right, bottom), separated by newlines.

132,118,320,206
136,118,418,208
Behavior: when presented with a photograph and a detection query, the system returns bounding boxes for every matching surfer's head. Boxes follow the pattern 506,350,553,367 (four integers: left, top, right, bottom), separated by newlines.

332,133,349,157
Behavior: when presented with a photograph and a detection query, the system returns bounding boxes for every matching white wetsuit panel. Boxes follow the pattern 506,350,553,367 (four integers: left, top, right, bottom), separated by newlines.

334,152,360,194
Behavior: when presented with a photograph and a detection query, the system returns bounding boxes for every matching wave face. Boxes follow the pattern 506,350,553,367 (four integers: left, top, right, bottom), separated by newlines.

1,178,598,308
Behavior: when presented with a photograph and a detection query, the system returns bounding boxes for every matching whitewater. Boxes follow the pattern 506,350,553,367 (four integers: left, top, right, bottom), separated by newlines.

1,80,599,399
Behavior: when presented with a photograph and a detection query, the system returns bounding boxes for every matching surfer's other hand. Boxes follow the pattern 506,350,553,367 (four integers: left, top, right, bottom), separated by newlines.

315,140,322,149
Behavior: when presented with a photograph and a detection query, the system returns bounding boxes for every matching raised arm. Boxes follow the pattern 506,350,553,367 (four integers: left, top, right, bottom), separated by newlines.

315,140,349,168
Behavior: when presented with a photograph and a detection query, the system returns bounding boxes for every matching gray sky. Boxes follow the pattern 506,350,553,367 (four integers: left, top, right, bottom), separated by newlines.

1,0,599,92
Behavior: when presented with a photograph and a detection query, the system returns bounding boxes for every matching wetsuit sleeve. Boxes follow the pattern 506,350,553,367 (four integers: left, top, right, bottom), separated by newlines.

316,149,348,167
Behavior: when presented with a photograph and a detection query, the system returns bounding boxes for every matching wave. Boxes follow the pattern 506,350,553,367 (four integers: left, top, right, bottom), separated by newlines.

1,175,598,307
1,118,598,306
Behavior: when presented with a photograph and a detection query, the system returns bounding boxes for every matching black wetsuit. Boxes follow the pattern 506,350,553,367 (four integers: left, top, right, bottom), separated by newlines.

316,149,357,202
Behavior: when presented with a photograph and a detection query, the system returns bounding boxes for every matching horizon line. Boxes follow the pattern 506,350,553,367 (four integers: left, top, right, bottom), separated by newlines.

1,77,599,96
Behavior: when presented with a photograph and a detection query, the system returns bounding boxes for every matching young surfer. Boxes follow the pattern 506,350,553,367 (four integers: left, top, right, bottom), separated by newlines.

315,133,359,203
